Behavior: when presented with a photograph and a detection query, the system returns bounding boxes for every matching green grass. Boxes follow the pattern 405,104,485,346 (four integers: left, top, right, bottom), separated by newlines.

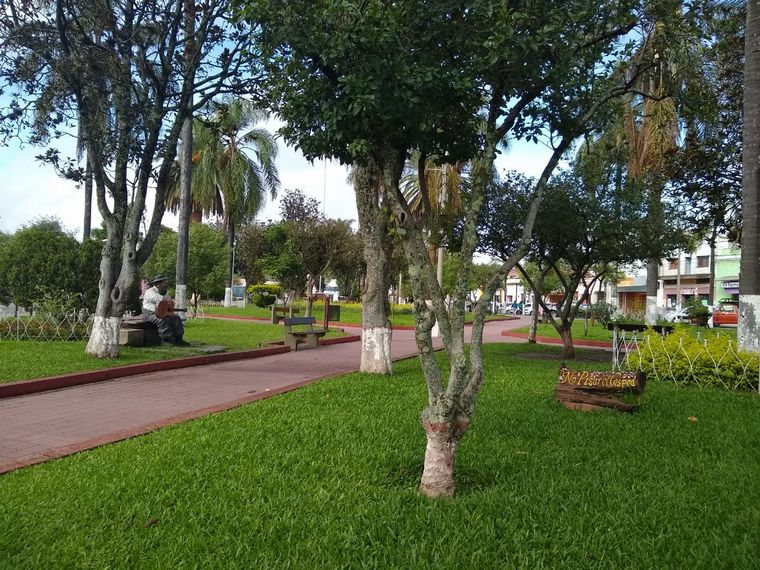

512,320,616,341
204,302,511,327
513,320,738,343
1,343,758,568
0,318,345,384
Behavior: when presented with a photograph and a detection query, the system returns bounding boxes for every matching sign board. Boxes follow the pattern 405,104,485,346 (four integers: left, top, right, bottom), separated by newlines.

555,366,646,413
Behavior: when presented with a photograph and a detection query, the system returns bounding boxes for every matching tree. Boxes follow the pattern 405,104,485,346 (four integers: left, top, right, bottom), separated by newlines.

0,218,96,311
329,230,365,302
168,99,280,307
242,0,647,497
520,168,645,358
142,224,229,304
740,0,760,351
288,217,355,316
0,0,260,357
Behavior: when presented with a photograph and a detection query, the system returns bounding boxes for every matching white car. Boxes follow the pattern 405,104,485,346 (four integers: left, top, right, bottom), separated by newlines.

522,303,533,316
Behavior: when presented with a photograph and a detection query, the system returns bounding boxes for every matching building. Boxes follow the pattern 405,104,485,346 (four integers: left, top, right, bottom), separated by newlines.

613,236,741,314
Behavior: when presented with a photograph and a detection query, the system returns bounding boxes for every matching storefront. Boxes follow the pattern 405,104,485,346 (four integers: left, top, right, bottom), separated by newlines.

719,278,739,301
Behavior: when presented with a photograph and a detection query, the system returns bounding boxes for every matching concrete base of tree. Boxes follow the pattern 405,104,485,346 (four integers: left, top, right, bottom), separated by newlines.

360,326,393,374
86,316,121,358
738,295,760,352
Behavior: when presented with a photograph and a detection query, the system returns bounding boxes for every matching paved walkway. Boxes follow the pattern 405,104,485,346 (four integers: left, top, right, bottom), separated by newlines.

0,318,530,474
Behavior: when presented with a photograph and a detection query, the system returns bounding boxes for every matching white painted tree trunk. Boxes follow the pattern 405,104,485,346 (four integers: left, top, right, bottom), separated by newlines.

645,296,658,326
223,287,232,307
419,420,469,498
85,316,122,358
175,284,188,322
738,295,760,353
360,326,393,374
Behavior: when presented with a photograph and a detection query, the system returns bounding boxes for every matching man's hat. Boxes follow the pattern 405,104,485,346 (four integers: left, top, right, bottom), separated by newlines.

149,275,168,285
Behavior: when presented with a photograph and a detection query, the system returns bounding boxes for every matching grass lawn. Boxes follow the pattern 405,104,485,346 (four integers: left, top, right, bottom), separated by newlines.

512,320,736,343
0,318,344,384
1,343,758,568
204,302,510,327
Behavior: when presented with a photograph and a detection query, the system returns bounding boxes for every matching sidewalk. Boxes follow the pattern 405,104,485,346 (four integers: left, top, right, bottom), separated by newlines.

0,318,529,474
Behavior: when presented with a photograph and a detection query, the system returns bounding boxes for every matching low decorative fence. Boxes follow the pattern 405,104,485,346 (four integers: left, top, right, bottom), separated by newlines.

613,328,760,393
0,312,93,342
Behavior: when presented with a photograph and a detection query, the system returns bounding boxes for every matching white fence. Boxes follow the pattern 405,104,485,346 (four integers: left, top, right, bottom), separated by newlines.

0,311,93,342
613,329,760,393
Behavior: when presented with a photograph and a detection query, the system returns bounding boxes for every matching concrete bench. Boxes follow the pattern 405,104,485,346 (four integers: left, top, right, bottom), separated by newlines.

272,305,300,325
120,316,161,347
283,316,326,351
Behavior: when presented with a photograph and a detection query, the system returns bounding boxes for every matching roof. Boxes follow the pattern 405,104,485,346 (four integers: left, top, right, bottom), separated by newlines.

616,285,647,293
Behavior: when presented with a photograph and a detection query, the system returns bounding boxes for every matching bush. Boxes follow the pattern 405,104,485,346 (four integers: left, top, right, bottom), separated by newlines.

627,328,759,391
592,302,617,326
248,284,282,308
686,298,710,327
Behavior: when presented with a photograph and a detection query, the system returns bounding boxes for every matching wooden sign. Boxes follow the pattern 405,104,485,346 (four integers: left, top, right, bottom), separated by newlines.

555,365,646,413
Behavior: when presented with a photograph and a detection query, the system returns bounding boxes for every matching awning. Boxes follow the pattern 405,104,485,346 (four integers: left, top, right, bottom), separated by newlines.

617,286,647,293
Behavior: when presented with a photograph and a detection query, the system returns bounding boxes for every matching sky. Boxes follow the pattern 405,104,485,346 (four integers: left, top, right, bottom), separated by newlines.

0,122,554,238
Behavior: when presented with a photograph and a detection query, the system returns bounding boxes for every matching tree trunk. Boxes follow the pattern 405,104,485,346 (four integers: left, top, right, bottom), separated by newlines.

645,257,659,325
740,0,760,351
175,115,193,319
419,419,470,498
354,164,393,374
175,0,195,320
709,225,717,306
305,277,315,317
85,220,138,358
528,272,545,343
224,223,235,307
559,323,575,359
83,156,92,241
676,250,681,308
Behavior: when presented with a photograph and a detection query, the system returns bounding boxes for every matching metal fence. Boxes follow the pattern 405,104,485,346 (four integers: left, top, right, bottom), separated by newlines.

0,311,93,341
613,328,760,393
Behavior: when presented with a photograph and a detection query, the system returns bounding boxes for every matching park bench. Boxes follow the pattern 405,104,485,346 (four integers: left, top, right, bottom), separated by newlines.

271,305,300,325
554,365,647,413
283,316,326,351
120,316,161,347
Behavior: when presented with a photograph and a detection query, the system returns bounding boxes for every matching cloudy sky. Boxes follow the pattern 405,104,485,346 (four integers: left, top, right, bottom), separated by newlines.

0,121,554,237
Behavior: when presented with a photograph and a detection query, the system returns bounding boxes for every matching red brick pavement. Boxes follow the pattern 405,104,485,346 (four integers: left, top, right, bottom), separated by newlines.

0,318,531,474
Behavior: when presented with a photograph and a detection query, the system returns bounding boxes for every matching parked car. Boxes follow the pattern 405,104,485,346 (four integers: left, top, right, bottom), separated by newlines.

712,300,739,327
522,303,533,316
662,304,713,324
662,306,691,323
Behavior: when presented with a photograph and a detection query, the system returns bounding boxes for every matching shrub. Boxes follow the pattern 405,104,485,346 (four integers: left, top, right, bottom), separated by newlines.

592,302,617,326
685,298,710,327
248,284,282,308
626,328,759,391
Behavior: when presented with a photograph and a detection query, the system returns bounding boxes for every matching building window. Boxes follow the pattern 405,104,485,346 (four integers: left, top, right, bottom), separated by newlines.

697,255,709,268
668,259,678,270
684,257,692,274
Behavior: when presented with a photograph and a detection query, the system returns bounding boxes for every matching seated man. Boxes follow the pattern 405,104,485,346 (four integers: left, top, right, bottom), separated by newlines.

141,275,190,346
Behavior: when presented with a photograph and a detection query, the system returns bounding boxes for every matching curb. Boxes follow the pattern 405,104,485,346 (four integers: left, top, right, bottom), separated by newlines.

500,330,613,348
0,335,361,400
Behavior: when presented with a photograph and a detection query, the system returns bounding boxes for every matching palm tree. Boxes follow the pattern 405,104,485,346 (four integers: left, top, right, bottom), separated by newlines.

169,99,280,305
740,0,760,350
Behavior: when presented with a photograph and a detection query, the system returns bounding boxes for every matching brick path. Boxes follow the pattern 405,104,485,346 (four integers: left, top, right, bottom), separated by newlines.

0,318,529,474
